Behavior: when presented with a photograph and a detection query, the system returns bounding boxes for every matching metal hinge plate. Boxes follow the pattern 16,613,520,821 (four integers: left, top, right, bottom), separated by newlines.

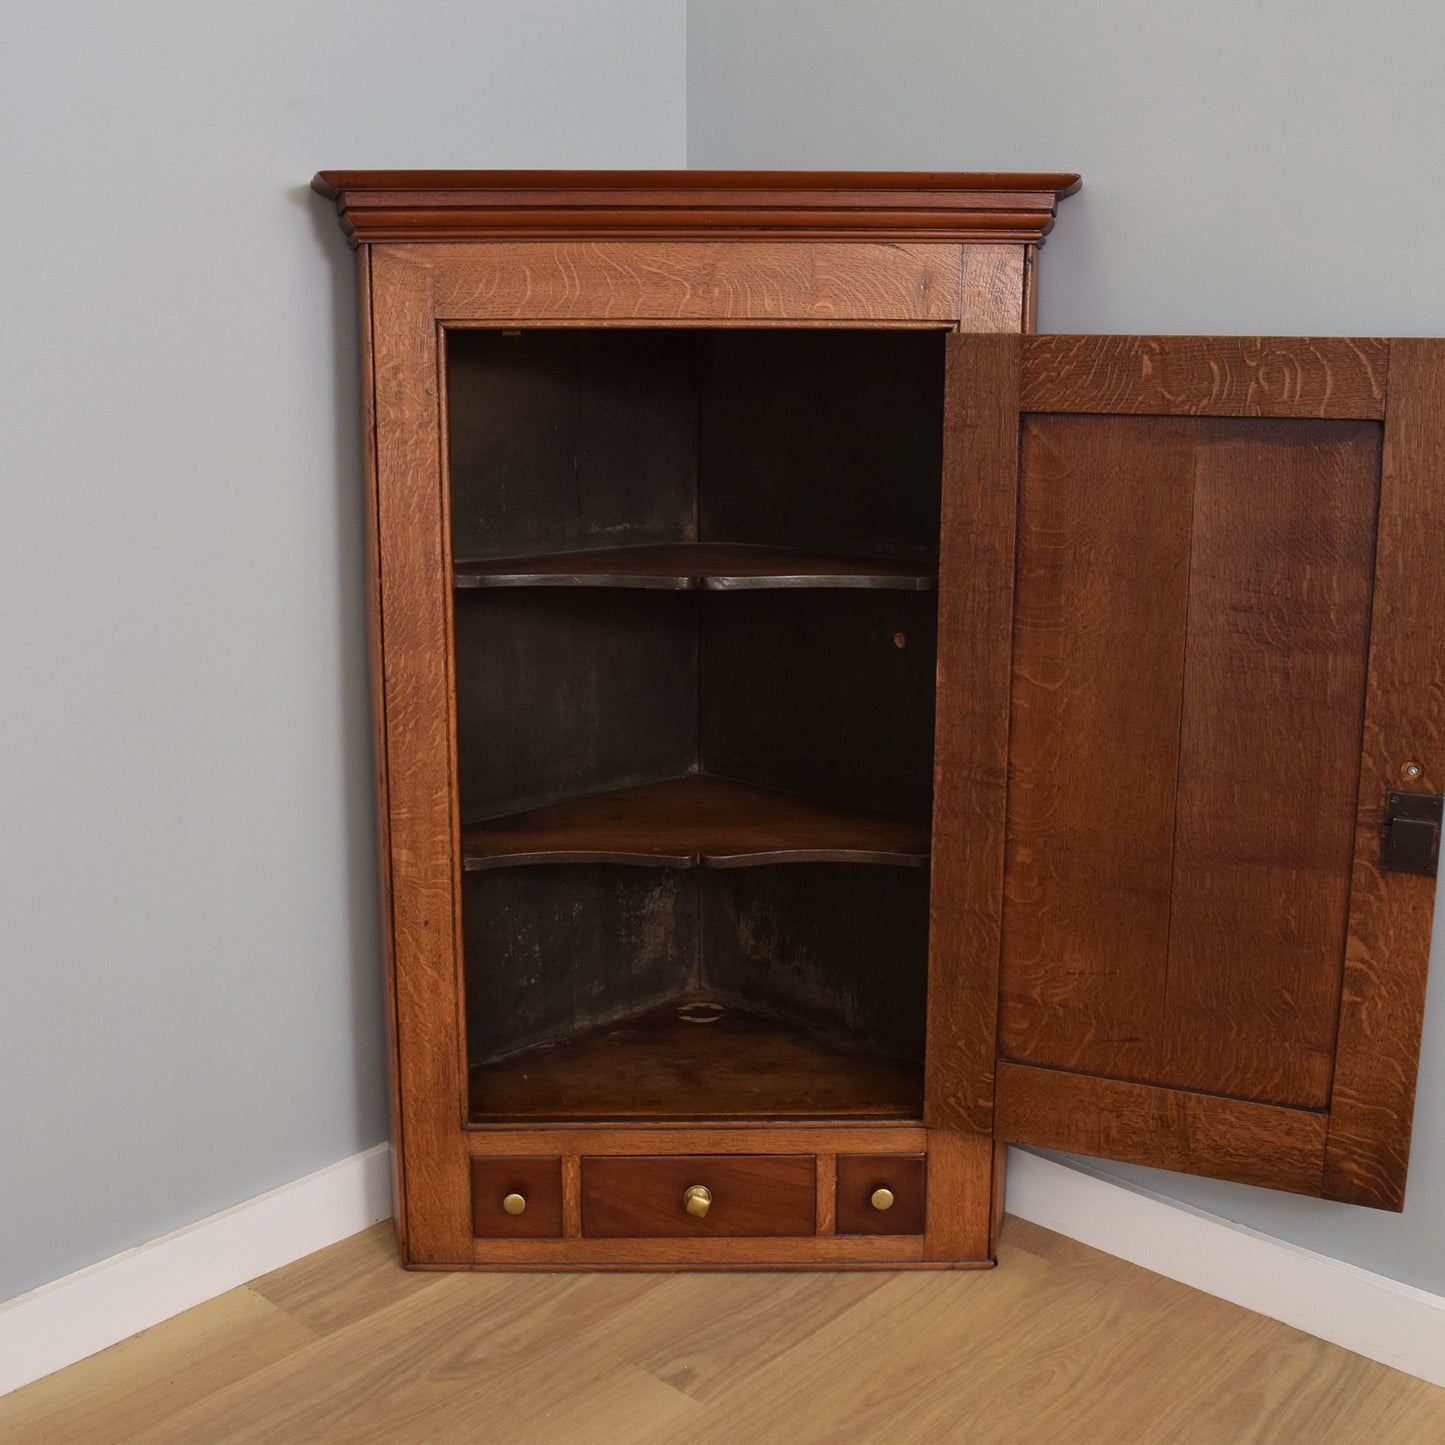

1382,792,1443,877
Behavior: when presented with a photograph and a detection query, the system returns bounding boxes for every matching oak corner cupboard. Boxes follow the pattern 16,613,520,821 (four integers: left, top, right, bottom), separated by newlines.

314,168,1444,1270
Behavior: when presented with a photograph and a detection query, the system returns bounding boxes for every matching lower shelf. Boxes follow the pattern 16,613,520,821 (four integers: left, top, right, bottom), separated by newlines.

467,996,923,1124
461,774,930,870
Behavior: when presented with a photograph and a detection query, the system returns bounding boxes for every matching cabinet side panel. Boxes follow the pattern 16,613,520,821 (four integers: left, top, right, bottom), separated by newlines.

958,246,1026,334
357,249,407,1249
924,333,1020,1133
370,249,470,1262
426,242,964,323
1327,339,1445,1208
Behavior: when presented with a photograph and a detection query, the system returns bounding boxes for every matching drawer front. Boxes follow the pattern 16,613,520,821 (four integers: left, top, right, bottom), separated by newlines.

835,1153,926,1235
471,1157,564,1238
582,1154,816,1238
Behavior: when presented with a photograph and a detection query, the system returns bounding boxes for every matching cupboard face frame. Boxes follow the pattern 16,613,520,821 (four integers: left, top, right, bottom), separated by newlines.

355,219,1042,1268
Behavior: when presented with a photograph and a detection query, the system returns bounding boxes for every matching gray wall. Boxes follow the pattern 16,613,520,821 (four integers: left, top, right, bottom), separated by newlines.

688,0,1445,1293
0,0,685,1303
6,0,1441,1308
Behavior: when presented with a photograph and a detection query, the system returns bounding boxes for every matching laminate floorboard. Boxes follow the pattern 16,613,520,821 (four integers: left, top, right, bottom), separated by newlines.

2,1217,1440,1443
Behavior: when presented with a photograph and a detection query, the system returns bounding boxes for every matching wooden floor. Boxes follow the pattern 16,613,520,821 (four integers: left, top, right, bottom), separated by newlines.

2,1217,1441,1443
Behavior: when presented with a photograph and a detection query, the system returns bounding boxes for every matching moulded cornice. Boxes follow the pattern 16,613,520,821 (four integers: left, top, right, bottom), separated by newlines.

311,170,1082,248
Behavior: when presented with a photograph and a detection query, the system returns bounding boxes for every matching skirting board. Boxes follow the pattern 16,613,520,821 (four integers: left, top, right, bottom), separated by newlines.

5,1144,1441,1395
0,1143,392,1397
1006,1147,1445,1388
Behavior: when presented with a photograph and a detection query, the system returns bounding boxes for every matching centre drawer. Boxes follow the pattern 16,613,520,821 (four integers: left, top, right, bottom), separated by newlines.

581,1154,816,1238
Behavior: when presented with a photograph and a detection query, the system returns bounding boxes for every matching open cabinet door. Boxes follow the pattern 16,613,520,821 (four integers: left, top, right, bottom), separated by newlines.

926,335,1445,1209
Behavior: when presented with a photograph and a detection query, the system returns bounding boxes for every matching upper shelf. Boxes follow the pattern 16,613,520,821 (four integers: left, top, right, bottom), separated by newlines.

311,169,1082,248
454,543,936,593
461,775,930,871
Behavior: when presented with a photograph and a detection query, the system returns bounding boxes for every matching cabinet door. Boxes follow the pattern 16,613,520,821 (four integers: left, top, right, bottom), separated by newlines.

927,335,1445,1208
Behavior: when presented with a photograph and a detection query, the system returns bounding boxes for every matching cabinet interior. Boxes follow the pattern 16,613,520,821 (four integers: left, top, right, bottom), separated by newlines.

447,326,945,1123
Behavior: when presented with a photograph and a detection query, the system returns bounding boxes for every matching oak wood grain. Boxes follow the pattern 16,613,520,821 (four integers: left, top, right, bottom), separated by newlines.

924,1129,995,1261
331,183,1064,1278
466,1234,932,1268
1326,338,1445,1207
995,1060,1329,1194
1022,336,1389,417
986,337,1442,1206
562,1152,583,1240
1001,415,1381,1109
423,242,964,324
369,247,471,1263
1021,244,1040,333
1163,417,1379,1108
924,332,1020,1133
461,774,930,870
356,249,408,1251
958,245,1026,333
815,1154,837,1236
463,1124,929,1154
1000,414,1194,1086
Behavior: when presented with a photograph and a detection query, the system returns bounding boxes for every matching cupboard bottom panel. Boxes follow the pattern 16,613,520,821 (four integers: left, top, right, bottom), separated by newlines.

461,1236,942,1267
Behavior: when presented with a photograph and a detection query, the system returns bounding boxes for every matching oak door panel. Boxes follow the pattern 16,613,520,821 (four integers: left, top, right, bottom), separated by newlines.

1164,418,1379,1106
998,414,1194,1085
938,334,1444,1208
1000,415,1381,1108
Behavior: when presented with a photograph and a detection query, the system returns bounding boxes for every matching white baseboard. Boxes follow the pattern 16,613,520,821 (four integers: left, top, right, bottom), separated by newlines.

6,1144,1440,1397
0,1144,392,1397
1006,1147,1445,1387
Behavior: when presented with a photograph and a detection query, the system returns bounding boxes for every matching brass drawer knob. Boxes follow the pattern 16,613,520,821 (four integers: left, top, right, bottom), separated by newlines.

502,1192,527,1216
683,1184,712,1218
870,1187,895,1211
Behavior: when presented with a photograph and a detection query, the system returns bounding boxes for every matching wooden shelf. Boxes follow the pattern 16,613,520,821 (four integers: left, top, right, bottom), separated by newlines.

454,543,936,592
468,996,923,1122
461,775,930,870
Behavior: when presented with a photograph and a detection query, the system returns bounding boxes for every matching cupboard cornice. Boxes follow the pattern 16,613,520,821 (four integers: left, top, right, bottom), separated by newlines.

310,169,1081,248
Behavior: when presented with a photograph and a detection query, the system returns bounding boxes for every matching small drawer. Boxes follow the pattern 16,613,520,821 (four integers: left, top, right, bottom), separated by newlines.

470,1156,563,1238
582,1155,815,1238
836,1153,926,1235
